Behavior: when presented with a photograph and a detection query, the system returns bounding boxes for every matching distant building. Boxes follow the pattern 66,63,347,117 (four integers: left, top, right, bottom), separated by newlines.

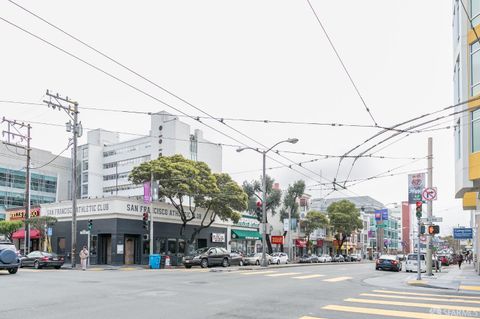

77,111,222,199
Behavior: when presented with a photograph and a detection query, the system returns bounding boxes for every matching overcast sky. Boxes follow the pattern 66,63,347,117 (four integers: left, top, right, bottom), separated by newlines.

0,1,467,234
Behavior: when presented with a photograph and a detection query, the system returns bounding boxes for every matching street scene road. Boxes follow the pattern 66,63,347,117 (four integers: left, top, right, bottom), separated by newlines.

2,262,480,319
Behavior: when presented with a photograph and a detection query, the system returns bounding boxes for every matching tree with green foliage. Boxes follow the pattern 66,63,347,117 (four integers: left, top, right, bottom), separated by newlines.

130,155,247,249
279,180,305,252
327,200,363,254
26,216,58,252
301,210,329,252
242,175,281,254
0,220,23,241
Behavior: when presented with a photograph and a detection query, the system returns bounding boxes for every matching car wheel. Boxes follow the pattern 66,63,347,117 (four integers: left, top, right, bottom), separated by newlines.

200,259,208,268
54,266,61,270
8,268,18,274
255,260,260,266
222,258,229,267
277,260,280,265
34,261,41,270
185,265,192,269
239,260,244,267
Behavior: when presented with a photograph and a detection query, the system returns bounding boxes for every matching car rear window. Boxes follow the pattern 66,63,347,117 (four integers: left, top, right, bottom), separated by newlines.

408,254,425,261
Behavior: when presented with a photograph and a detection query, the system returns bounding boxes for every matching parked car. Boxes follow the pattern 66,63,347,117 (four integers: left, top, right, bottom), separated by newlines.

405,253,426,273
229,252,244,266
0,241,20,274
318,254,332,263
349,254,362,262
244,253,273,266
271,252,288,265
332,254,345,262
299,254,319,263
375,255,402,272
183,247,231,268
20,251,65,269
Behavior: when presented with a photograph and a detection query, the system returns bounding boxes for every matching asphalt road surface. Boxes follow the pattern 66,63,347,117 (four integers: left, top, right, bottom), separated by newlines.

2,262,479,319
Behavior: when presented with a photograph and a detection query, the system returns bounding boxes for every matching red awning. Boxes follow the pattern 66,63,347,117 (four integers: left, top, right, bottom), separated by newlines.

12,229,41,239
295,239,307,248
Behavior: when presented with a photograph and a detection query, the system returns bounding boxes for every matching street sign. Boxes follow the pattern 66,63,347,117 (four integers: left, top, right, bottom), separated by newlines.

47,227,52,236
374,209,388,221
420,216,443,223
453,228,473,239
283,219,289,231
408,173,426,204
79,230,89,235
422,187,437,201
376,223,387,228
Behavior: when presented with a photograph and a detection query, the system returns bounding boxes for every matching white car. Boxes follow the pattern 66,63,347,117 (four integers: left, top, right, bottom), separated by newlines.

405,253,426,273
271,252,289,265
318,254,332,263
244,253,272,265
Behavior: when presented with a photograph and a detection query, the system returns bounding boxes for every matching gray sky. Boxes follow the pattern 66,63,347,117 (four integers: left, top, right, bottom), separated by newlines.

0,1,466,234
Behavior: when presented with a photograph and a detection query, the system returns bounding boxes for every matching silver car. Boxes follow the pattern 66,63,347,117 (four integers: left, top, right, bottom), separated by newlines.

244,253,272,265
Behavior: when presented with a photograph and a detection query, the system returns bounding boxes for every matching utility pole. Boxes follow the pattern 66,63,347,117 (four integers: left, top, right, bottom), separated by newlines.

1,118,31,254
44,90,81,268
426,137,433,276
149,172,154,255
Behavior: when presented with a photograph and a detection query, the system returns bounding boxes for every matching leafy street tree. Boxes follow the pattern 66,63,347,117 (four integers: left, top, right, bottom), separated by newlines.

301,210,329,252
26,216,58,252
279,180,305,252
327,200,363,254
242,175,281,254
0,220,23,241
130,155,247,251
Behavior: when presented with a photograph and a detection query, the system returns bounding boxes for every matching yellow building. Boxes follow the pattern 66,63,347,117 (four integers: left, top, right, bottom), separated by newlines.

453,0,480,273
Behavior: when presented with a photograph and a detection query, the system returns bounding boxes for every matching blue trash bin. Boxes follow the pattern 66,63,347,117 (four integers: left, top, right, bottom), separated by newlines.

149,254,161,269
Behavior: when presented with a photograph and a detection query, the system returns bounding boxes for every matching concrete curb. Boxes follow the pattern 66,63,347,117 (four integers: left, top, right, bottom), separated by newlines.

208,261,370,273
406,279,454,290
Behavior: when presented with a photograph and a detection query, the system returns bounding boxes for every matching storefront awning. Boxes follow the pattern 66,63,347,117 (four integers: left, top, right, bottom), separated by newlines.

231,229,261,240
12,229,41,239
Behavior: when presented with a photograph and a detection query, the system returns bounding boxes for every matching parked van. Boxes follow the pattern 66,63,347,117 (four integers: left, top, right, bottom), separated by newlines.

405,253,426,272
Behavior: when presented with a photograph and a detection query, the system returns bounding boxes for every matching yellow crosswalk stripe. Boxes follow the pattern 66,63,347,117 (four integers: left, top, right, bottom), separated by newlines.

266,272,301,277
323,305,467,319
345,298,480,312
241,270,278,275
323,276,351,282
460,285,480,291
372,289,480,300
360,293,480,305
292,274,325,279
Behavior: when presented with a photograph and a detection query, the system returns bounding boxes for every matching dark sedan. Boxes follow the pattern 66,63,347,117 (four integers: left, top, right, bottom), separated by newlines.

183,247,230,268
229,252,244,266
375,255,401,272
20,251,64,269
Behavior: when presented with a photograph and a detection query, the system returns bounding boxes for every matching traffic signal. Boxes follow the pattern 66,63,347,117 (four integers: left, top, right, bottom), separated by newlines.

255,201,262,218
420,224,425,234
142,212,149,230
87,219,93,231
415,201,423,219
428,225,440,235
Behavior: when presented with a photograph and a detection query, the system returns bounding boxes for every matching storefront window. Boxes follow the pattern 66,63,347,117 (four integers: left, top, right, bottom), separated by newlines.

167,239,177,254
178,239,186,256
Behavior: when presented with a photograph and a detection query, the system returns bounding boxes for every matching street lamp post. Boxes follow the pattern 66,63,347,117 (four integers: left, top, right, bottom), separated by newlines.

237,138,299,267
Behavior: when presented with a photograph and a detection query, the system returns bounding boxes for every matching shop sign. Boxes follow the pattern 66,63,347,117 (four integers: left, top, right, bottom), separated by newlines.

295,239,307,248
234,215,260,229
316,239,323,247
271,236,284,245
211,233,225,243
9,208,40,221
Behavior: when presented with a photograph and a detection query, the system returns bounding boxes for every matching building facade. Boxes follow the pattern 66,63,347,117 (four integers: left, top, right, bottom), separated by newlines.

78,111,222,199
453,0,480,274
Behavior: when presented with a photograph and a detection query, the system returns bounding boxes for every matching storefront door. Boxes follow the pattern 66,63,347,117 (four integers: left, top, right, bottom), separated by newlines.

98,234,112,264
124,236,136,265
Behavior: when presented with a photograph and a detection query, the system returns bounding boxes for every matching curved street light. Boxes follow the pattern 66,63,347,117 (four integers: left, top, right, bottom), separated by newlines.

236,138,299,267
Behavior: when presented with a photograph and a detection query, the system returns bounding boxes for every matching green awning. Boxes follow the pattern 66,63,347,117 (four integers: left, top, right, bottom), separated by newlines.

231,229,261,240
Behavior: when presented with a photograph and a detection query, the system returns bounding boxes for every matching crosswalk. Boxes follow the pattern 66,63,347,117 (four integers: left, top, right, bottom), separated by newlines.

301,288,480,319
222,269,350,282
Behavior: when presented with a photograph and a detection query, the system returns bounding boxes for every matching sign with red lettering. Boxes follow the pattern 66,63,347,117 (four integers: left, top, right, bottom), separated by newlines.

271,236,284,245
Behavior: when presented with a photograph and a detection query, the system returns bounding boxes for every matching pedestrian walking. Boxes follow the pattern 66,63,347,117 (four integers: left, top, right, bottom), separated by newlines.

79,246,89,271
468,252,473,264
457,253,464,269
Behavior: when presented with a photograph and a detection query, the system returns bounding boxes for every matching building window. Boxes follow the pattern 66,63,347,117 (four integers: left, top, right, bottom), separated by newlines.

455,120,461,159
82,147,88,158
472,0,480,25
82,173,88,183
82,184,88,195
454,58,461,103
471,41,480,96
83,160,89,171
472,109,480,152
190,135,198,161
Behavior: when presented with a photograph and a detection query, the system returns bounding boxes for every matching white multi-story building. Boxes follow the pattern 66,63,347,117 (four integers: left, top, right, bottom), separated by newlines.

78,111,222,199
452,0,480,274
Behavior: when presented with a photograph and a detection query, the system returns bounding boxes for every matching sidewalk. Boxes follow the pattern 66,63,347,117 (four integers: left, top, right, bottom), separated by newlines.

61,263,146,271
406,263,480,293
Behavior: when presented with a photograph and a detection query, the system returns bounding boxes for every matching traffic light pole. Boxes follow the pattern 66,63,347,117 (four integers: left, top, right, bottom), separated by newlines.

417,218,421,280
426,138,433,276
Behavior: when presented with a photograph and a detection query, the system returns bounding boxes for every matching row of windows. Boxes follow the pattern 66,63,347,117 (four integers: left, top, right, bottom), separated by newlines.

0,168,57,193
0,191,55,208
103,143,150,157
103,172,129,181
103,155,150,169
103,183,141,193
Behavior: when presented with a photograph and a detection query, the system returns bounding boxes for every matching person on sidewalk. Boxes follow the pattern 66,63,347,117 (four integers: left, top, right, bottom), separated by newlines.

457,253,464,269
79,246,89,271
468,252,473,264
